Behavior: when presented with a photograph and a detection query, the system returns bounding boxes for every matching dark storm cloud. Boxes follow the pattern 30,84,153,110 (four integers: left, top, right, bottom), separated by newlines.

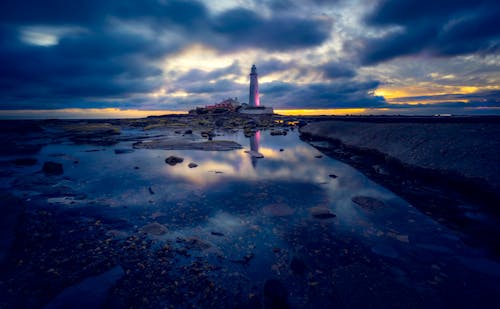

183,79,242,94
262,79,386,108
0,0,209,27
258,59,292,74
321,61,356,79
0,23,169,109
360,0,500,64
211,8,332,51
0,0,335,109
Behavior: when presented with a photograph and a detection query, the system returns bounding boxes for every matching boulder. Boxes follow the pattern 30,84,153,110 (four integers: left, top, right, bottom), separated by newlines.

165,156,184,166
141,222,168,236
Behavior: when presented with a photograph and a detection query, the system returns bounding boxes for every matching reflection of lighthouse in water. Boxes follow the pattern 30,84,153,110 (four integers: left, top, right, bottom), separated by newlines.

249,130,261,168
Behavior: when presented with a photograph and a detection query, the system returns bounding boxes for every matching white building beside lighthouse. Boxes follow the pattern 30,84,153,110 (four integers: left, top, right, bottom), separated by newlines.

240,64,274,115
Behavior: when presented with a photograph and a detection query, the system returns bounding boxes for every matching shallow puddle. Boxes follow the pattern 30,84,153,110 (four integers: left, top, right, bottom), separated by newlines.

2,128,499,307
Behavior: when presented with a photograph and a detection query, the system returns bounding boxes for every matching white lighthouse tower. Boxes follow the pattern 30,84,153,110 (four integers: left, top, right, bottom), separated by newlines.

240,64,273,114
248,64,260,107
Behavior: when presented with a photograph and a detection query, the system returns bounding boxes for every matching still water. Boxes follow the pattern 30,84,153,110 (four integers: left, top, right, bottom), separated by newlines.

9,128,500,307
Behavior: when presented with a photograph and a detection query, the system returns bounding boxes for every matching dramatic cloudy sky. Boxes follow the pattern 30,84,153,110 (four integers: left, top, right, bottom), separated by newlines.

1,0,499,115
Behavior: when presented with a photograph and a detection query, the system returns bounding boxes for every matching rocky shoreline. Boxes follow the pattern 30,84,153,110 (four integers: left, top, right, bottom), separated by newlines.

1,113,500,307
299,117,500,256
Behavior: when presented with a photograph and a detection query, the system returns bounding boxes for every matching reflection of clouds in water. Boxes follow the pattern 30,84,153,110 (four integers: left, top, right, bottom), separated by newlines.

160,134,359,191
208,212,249,233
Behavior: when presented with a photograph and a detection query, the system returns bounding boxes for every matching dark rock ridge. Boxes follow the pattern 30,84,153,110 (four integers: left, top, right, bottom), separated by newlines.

300,118,500,256
134,139,242,151
300,120,500,194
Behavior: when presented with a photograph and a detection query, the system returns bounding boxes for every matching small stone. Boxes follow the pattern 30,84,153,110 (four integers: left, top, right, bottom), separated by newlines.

184,129,193,134
188,162,198,168
309,206,336,219
42,161,63,175
211,231,224,237
315,155,323,158
114,148,134,154
165,156,184,166
328,174,338,178
141,222,167,236
279,149,284,152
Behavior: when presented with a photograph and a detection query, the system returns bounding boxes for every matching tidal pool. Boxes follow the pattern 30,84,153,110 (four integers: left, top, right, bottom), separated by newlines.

2,128,500,308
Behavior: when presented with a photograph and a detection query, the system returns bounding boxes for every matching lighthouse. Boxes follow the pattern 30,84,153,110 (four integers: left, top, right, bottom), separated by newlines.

240,65,273,114
248,64,260,107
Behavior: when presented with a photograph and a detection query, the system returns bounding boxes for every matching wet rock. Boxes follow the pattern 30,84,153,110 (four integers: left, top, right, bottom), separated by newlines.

63,123,120,146
114,148,134,154
309,141,332,148
309,206,336,219
245,120,257,128
184,129,193,134
263,279,288,308
42,161,63,175
270,129,287,136
211,231,224,236
188,162,198,168
279,149,284,152
249,151,264,159
135,140,242,151
141,222,168,236
148,187,155,195
314,155,323,158
165,156,184,166
45,266,125,309
373,164,390,175
328,174,338,179
290,257,307,275
200,130,215,139
352,196,386,210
